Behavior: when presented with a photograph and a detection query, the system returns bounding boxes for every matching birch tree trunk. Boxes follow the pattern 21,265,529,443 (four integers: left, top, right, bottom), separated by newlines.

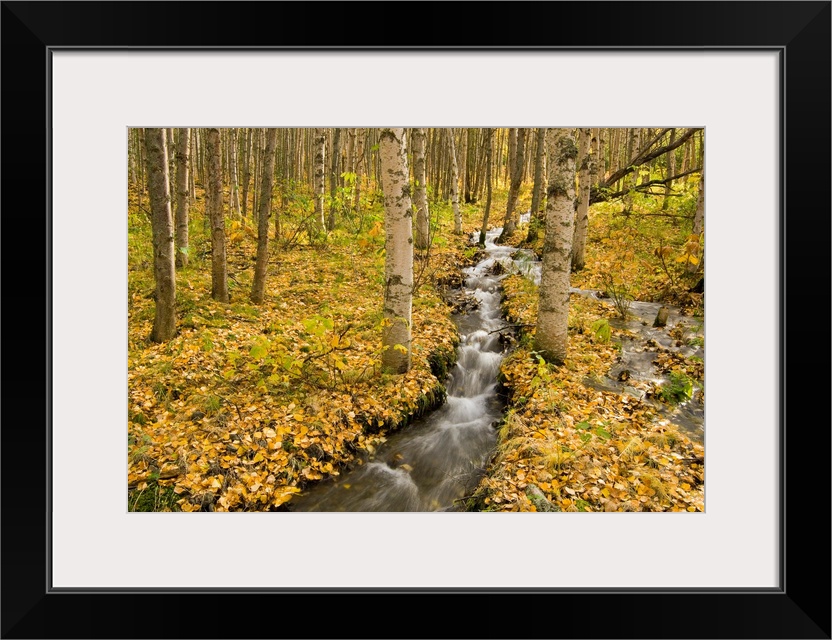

241,128,251,218
166,128,176,208
478,128,494,247
662,129,677,210
526,127,547,243
251,128,278,303
353,128,365,214
411,128,430,250
327,127,341,231
530,127,546,217
571,128,592,271
252,128,262,224
448,129,462,234
174,127,190,269
228,128,241,219
206,128,229,302
499,127,526,241
535,128,577,365
145,128,177,342
379,128,413,374
129,130,138,186
313,128,326,237
589,129,599,187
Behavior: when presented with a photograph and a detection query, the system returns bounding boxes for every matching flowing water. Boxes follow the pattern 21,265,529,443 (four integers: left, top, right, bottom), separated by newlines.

290,216,704,511
503,219,705,442
289,227,518,512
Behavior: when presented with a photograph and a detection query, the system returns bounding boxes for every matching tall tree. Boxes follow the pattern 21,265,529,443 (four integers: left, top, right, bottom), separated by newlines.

145,128,177,342
228,128,241,219
529,127,546,218
206,128,229,302
251,129,278,303
313,128,326,236
661,129,677,210
535,129,577,365
499,127,526,241
478,128,494,247
526,127,547,244
327,128,341,231
353,128,365,214
174,128,190,269
241,128,251,218
448,129,462,235
166,128,176,208
411,128,431,250
378,128,414,374
571,128,592,271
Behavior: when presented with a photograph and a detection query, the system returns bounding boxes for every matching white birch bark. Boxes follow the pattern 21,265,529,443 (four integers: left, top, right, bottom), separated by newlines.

535,129,577,365
174,127,190,269
228,128,241,219
571,128,592,271
314,128,326,236
411,128,430,250
379,128,413,374
448,129,462,235
145,128,177,341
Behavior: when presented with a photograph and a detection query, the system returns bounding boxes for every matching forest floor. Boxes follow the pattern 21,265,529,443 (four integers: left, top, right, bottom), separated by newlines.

128,184,704,512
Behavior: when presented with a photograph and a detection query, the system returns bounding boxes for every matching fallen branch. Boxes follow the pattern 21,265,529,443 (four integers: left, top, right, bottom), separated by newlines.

487,323,534,335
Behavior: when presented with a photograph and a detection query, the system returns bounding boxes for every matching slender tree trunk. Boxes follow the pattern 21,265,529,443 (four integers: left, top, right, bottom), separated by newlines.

206,128,229,302
530,127,546,216
241,128,251,218
136,128,145,209
624,128,639,211
252,128,263,225
166,128,176,208
251,129,278,303
535,128,577,365
353,128,365,214
609,128,620,178
590,128,601,185
228,128,241,219
327,128,341,231
661,129,677,210
174,128,190,269
411,128,431,250
379,128,413,374
145,128,176,342
195,128,205,187
188,130,196,207
571,128,592,271
478,128,494,247
129,130,138,186
313,128,326,236
462,128,472,203
499,127,526,241
448,129,462,234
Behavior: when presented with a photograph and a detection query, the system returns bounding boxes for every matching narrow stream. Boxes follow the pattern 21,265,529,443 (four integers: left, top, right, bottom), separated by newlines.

289,228,516,512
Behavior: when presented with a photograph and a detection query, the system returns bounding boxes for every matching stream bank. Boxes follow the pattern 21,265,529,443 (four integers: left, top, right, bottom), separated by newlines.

289,227,516,511
468,228,705,513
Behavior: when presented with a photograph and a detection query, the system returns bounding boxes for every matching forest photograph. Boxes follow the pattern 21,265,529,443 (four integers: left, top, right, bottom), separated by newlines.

127,126,705,513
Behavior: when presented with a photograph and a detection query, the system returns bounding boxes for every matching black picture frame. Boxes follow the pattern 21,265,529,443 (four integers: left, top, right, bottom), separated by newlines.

2,2,829,638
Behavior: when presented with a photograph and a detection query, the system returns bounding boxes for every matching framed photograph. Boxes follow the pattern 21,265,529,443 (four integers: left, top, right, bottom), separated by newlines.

3,2,829,638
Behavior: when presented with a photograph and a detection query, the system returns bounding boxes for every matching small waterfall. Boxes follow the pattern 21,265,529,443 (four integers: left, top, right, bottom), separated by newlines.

290,228,518,512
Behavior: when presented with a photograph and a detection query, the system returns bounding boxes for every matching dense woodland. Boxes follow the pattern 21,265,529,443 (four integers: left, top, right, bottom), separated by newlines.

128,127,705,512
